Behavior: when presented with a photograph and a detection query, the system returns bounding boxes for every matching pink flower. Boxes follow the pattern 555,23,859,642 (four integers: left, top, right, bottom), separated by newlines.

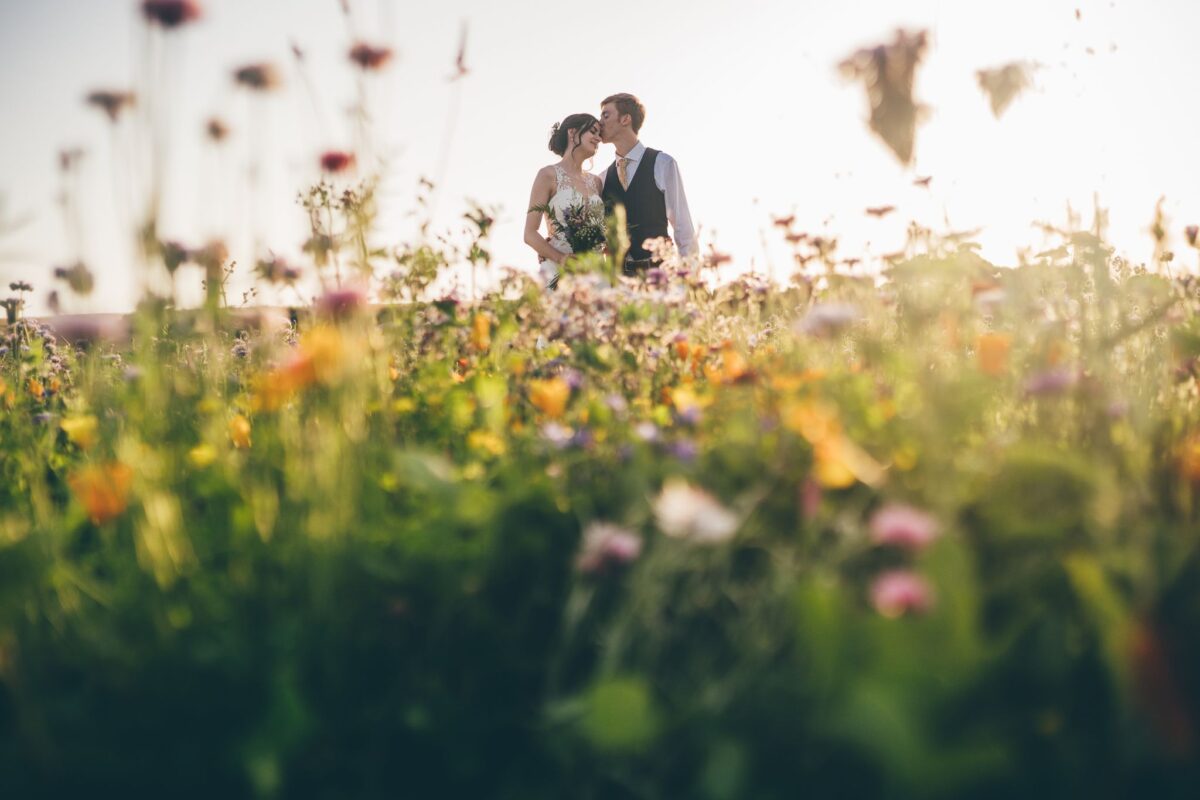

576,522,643,574
871,570,934,618
141,0,203,29
317,286,366,319
869,503,938,550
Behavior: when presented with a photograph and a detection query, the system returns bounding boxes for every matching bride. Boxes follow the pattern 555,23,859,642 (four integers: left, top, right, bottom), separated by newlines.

523,113,604,289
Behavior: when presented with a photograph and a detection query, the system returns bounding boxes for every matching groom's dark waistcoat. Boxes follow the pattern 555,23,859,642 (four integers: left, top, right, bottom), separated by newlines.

603,148,669,261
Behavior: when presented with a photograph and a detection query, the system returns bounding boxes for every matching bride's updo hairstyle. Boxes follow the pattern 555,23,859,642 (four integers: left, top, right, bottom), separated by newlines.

548,113,599,156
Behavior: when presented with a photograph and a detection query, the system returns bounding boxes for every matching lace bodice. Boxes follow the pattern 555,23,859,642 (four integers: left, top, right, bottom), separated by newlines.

544,165,604,255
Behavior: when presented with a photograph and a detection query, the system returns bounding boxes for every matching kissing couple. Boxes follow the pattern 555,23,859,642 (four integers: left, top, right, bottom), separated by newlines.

523,93,696,289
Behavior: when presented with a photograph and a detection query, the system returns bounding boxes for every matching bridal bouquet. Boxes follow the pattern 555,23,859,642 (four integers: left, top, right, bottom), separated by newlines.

532,200,607,256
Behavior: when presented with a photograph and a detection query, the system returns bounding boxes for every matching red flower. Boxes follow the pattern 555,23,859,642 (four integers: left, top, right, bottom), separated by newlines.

141,0,203,29
319,150,356,174
348,42,394,71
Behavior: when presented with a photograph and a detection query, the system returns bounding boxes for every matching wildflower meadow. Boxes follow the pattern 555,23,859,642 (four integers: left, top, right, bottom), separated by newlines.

2,2,1200,798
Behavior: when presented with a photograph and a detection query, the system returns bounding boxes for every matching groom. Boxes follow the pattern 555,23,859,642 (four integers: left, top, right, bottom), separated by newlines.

598,93,695,275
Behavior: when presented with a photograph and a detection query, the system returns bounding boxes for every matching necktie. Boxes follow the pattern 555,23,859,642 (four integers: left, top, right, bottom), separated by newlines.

617,157,630,190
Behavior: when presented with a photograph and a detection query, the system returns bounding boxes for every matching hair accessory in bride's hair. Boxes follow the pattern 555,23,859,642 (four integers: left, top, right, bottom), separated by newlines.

550,122,561,137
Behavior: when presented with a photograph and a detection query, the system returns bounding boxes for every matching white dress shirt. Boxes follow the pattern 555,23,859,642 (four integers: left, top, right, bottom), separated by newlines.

603,141,696,257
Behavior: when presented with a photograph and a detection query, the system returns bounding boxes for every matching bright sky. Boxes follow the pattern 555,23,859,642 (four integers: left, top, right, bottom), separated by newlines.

1,0,1198,314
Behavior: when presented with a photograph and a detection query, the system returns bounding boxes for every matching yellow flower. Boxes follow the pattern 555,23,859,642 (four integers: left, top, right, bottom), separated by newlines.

528,377,570,418
60,414,99,450
781,400,843,444
28,377,44,400
471,313,491,352
813,437,886,489
977,332,1012,376
229,414,252,449
467,429,506,457
69,462,134,525
188,443,218,468
670,385,707,414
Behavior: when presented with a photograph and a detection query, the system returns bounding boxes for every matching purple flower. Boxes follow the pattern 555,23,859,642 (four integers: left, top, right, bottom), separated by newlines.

318,286,367,319
870,503,939,550
1023,368,1078,396
668,439,699,461
795,303,860,337
871,571,934,618
33,412,53,425
561,367,584,390
576,522,643,574
604,393,628,414
646,268,668,287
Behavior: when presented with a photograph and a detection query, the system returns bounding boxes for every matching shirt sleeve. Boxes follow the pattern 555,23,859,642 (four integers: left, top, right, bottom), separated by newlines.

654,153,696,257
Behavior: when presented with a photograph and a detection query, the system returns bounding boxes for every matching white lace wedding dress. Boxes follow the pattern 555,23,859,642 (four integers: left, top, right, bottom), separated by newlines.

539,165,604,289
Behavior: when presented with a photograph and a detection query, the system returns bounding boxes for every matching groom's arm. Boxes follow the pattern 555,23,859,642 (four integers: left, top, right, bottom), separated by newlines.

655,154,696,257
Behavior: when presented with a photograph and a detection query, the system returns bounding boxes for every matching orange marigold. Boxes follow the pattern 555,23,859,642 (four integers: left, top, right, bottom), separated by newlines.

528,377,570,418
69,462,134,525
977,332,1012,376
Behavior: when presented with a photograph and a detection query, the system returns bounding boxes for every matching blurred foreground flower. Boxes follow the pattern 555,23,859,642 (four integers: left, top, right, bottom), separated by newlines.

69,462,134,525
85,90,136,123
229,415,251,449
871,570,934,618
54,262,95,295
653,478,739,544
234,63,283,91
348,42,394,71
1024,367,1078,397
576,522,643,574
320,150,356,174
795,303,860,337
470,313,491,351
838,29,929,164
976,332,1011,376
60,415,99,450
317,286,366,319
141,0,203,29
188,443,218,468
529,378,570,418
976,62,1035,118
869,503,938,550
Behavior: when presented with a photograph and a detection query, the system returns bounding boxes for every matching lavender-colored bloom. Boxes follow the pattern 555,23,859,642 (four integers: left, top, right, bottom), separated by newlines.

1107,399,1130,419
33,412,53,425
795,303,860,337
646,268,668,287
0,346,8,357
676,405,703,427
569,428,595,450
561,368,584,391
668,438,699,461
123,366,143,382
231,341,250,359
604,393,628,414
1023,368,1078,396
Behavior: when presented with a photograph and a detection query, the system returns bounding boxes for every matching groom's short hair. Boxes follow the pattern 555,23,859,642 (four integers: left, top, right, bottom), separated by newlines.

602,93,645,133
